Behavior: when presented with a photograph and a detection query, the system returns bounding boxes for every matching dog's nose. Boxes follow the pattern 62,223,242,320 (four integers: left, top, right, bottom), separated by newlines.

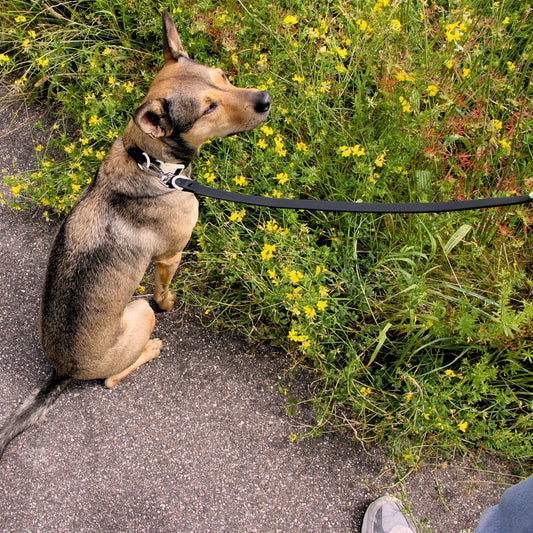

254,91,271,114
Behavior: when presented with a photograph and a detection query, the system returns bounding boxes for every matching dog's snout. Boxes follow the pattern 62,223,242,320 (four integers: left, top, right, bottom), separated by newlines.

254,91,271,114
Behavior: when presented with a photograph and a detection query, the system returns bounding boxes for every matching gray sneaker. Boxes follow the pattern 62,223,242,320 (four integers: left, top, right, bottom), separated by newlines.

361,495,417,533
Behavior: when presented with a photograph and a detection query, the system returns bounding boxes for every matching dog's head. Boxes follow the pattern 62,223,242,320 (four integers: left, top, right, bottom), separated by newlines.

130,9,271,163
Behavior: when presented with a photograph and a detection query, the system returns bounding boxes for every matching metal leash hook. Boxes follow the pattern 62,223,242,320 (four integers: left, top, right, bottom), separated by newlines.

136,151,185,190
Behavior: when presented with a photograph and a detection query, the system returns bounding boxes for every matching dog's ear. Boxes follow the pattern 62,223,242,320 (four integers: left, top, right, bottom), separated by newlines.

162,8,189,63
133,99,173,138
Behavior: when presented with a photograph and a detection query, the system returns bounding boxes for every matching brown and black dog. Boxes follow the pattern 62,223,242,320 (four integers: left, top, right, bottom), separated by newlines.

0,9,271,459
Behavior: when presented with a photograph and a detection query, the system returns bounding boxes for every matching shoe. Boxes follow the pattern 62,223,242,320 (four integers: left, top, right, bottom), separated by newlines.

361,495,417,533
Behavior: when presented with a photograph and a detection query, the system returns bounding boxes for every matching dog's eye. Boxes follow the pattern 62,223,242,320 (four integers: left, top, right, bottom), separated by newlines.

203,102,218,115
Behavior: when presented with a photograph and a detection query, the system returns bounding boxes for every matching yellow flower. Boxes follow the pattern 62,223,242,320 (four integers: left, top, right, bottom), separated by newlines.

256,139,268,149
267,269,279,286
10,184,21,198
360,386,372,397
445,59,454,69
500,138,511,153
356,19,369,32
399,96,412,113
233,175,248,187
462,67,471,79
15,15,27,23
303,306,316,318
0,53,9,64
425,84,439,97
339,145,365,157
88,114,101,126
95,150,106,160
296,142,308,152
80,137,89,145
396,70,415,83
35,144,43,152
260,125,274,136
375,151,387,167
108,76,116,85
203,171,216,183
286,269,304,284
372,0,390,14
292,74,305,84
37,56,49,68
27,30,36,39
276,172,289,185
457,420,468,433
339,145,352,157
300,336,311,349
502,17,510,25
507,61,516,72
392,19,402,32
319,80,331,94
444,369,457,378
283,15,298,25
102,47,112,56
288,329,299,341
316,300,328,311
336,47,348,59
261,243,276,261
274,135,286,156
229,208,246,222
137,285,146,293
445,21,468,42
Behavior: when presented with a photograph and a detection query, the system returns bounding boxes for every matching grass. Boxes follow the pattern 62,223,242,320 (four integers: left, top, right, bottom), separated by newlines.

1,0,532,466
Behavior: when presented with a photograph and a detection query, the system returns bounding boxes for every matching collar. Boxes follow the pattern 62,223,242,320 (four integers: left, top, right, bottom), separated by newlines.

127,145,190,189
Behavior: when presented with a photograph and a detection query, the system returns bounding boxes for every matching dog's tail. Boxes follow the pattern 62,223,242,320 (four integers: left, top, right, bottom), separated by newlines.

0,371,72,460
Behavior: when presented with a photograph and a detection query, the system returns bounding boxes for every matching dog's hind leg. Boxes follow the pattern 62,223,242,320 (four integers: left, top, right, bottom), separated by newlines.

100,299,162,389
153,252,183,312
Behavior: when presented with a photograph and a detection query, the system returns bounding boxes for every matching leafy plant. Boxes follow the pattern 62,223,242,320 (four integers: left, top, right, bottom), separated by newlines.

1,0,532,463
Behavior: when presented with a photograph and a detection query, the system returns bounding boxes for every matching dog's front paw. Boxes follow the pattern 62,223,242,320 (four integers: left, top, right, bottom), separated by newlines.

154,289,176,312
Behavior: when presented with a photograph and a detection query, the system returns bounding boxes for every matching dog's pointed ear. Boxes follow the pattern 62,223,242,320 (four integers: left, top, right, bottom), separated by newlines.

133,99,172,138
162,8,189,63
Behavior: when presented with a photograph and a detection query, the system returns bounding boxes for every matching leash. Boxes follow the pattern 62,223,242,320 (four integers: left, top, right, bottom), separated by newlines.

170,176,533,214
130,148,533,214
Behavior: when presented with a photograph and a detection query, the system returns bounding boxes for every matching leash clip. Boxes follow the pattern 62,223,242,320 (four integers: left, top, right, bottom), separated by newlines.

159,170,186,190
137,152,186,190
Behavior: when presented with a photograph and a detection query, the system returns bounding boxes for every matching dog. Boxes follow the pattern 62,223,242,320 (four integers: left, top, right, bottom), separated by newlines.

0,9,271,459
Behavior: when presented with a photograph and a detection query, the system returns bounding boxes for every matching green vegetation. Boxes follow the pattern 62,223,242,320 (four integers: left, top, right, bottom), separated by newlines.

1,0,532,464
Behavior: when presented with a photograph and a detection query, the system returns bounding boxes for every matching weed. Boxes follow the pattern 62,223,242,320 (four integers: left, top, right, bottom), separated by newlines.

1,0,532,463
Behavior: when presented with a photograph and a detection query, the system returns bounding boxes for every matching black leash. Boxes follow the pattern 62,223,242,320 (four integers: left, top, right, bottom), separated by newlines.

170,177,533,214
129,147,533,214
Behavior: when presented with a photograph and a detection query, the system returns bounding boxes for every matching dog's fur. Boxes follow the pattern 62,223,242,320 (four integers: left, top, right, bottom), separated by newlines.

0,9,270,459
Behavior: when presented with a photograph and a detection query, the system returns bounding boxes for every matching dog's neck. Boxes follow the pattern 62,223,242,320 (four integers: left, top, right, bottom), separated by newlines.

122,119,196,170
126,144,192,182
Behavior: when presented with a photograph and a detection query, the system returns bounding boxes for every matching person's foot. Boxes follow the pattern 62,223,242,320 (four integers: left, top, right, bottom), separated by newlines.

361,495,416,533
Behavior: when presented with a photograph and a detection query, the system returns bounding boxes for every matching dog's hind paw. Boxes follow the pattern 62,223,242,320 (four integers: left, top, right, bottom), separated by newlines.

143,338,163,361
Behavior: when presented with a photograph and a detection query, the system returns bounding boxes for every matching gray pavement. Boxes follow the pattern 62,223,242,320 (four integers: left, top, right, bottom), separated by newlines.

0,85,521,532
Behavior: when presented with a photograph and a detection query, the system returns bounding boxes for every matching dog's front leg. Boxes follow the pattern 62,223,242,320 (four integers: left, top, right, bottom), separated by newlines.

153,252,182,311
